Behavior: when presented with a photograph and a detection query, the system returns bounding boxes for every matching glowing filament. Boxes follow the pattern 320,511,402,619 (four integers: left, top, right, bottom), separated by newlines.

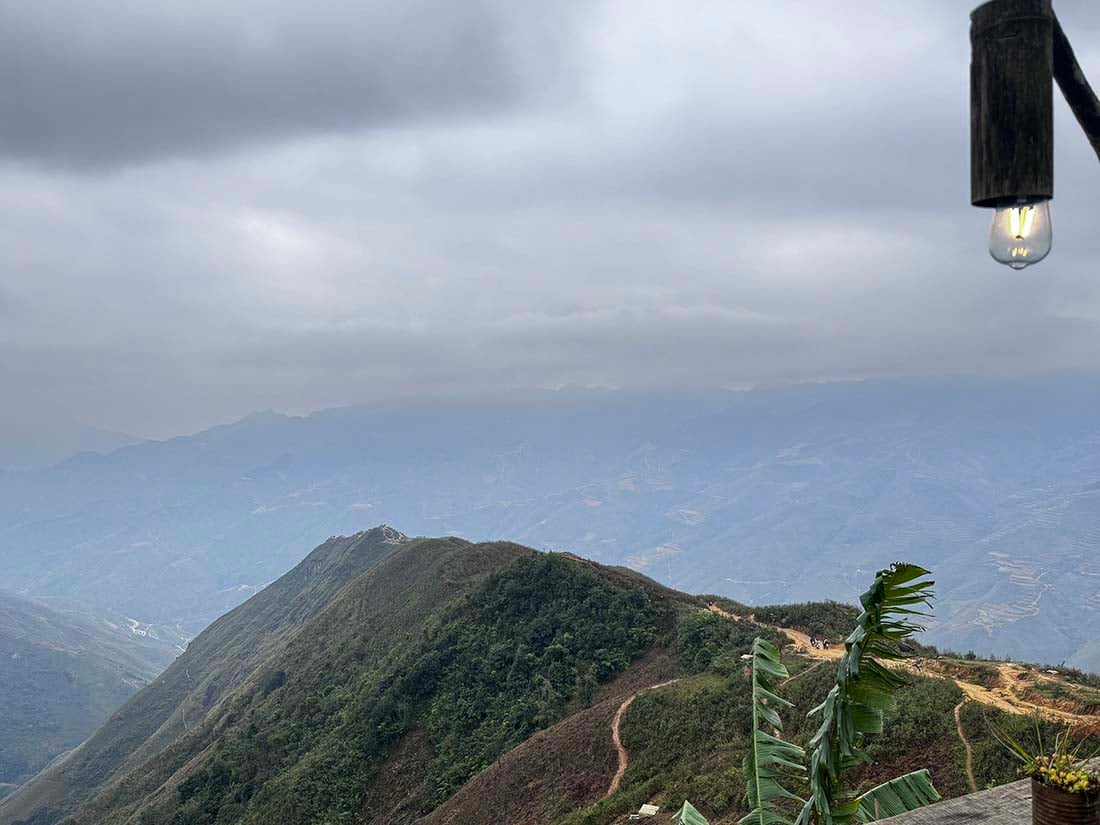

988,199,1051,270
1007,206,1037,240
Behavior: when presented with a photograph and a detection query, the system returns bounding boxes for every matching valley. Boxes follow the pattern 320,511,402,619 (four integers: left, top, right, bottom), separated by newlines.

0,591,178,794
1,377,1100,673
5,3,1098,821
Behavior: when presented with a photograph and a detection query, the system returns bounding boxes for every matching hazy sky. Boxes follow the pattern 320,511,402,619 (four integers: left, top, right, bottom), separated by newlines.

2,0,1099,440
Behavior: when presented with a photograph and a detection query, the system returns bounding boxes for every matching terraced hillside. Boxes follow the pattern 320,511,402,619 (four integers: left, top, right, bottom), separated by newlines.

2,529,1095,825
3,377,1100,671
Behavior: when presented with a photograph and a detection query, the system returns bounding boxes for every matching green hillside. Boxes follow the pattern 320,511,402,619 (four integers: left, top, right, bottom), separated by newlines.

0,592,177,796
0,527,420,825
2,529,1095,825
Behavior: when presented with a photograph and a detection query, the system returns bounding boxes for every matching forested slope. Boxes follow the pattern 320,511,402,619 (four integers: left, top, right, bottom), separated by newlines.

3,529,1095,825
0,527,418,824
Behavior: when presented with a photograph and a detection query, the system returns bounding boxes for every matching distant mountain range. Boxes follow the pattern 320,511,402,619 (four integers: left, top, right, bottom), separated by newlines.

0,420,139,470
1,375,1098,670
3,529,1094,825
0,591,179,796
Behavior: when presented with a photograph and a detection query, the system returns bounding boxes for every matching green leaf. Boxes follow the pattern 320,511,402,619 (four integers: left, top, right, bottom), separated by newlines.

856,770,941,821
803,564,939,825
740,638,807,825
675,800,712,825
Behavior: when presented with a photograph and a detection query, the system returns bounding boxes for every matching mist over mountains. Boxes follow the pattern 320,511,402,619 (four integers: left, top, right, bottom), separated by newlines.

0,419,139,470
1,374,1099,670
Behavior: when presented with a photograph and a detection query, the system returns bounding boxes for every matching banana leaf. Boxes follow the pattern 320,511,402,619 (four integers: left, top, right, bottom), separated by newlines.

855,770,941,821
800,563,937,825
739,638,807,825
675,800,711,825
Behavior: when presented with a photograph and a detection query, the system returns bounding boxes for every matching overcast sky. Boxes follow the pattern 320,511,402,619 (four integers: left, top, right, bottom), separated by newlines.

1,0,1099,441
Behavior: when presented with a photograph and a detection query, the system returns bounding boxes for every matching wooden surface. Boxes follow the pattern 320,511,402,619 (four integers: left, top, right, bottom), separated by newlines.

879,777,1032,823
881,761,1100,824
970,0,1055,206
1053,14,1100,165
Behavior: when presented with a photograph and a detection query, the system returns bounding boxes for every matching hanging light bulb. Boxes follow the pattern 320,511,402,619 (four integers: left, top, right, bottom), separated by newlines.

988,198,1052,270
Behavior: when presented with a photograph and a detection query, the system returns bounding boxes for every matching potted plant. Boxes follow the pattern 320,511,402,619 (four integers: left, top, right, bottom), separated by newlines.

999,730,1100,825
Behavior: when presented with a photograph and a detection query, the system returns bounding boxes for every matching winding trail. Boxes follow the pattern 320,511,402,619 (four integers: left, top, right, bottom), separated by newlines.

705,604,1100,727
707,604,843,661
935,662,1100,727
601,604,1100,813
954,700,978,793
781,658,828,687
606,680,681,797
779,626,843,661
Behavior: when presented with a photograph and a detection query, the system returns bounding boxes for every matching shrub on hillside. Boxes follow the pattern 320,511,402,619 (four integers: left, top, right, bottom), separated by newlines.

169,554,661,824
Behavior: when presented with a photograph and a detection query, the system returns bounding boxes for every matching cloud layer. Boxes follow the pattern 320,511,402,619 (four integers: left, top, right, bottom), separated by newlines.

0,0,580,167
1,0,1099,440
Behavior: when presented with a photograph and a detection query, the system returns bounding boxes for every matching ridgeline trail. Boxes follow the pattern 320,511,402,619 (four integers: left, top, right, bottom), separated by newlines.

606,679,681,798
705,605,1100,727
942,662,1100,728
955,700,978,794
706,603,843,661
600,605,1100,812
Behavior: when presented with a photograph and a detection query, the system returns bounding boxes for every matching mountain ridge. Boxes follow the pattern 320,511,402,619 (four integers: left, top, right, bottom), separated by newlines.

0,528,534,825
3,528,1097,825
2,376,1099,670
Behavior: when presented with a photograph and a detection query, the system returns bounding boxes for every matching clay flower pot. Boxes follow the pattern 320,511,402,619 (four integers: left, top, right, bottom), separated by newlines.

1032,779,1100,825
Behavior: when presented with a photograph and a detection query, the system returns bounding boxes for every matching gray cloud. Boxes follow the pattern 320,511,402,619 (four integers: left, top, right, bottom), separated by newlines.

1,0,1099,442
0,0,580,168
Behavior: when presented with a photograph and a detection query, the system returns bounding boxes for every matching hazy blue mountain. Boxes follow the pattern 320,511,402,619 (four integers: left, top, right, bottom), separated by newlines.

0,419,140,470
0,591,179,796
0,376,1098,670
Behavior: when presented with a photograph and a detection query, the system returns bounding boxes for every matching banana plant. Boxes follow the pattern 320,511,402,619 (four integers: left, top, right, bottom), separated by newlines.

679,563,939,825
801,563,938,825
674,800,712,825
853,770,940,821
739,638,811,825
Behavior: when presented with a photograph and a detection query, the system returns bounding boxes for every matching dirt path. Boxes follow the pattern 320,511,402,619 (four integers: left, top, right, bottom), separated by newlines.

606,679,681,797
922,661,1100,727
780,626,844,661
954,700,978,793
704,605,1100,727
781,658,828,687
997,663,1100,727
706,604,842,661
